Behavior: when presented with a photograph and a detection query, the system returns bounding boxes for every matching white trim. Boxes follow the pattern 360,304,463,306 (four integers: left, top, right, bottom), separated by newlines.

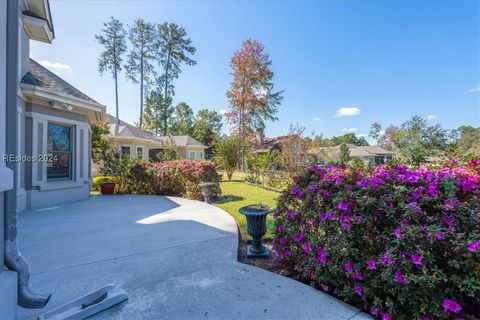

0,167,14,193
22,14,53,43
26,111,90,127
20,83,106,118
188,150,196,160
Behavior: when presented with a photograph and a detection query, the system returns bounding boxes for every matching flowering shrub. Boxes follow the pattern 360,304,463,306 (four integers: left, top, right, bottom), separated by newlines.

273,160,480,319
129,160,220,200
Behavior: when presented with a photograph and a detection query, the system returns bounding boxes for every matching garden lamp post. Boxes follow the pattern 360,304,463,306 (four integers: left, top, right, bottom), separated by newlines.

239,205,273,258
200,182,215,204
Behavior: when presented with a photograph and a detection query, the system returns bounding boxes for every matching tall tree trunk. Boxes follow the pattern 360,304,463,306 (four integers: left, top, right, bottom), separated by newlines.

139,42,144,127
163,50,171,136
113,33,119,124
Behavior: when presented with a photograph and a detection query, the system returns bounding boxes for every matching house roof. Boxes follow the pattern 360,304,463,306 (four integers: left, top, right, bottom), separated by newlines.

107,114,206,147
349,145,396,157
249,135,294,153
21,59,100,105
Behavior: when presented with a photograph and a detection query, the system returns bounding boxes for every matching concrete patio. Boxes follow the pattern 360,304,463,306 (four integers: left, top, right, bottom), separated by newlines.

17,195,370,320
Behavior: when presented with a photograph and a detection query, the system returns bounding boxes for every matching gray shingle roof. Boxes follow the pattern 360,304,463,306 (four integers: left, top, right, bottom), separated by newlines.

21,59,100,105
107,114,206,147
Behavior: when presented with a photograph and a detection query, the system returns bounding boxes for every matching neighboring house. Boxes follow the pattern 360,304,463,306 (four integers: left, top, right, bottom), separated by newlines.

92,115,207,176
316,144,396,164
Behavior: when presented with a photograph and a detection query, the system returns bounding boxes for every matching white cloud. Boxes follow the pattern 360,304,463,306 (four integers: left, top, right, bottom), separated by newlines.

219,109,227,115
469,85,480,92
335,107,361,117
312,117,322,121
38,60,72,71
341,127,358,133
426,114,438,121
357,133,368,138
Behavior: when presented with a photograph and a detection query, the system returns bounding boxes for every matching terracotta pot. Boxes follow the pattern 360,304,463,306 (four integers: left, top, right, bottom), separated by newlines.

100,183,115,195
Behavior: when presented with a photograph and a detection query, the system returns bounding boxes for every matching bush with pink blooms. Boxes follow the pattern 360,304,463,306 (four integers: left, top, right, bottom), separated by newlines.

129,160,220,200
273,160,480,319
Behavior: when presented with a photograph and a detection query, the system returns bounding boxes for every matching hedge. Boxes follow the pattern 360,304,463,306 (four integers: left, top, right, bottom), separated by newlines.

128,160,220,200
273,160,480,319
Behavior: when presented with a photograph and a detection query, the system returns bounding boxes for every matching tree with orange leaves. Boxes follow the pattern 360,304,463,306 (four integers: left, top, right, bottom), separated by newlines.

225,39,283,139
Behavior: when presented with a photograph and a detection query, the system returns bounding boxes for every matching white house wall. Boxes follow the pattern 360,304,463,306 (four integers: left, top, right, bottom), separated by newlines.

24,102,92,209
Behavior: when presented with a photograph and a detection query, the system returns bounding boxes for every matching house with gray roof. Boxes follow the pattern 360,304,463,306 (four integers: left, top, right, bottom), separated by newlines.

316,144,396,164
92,115,207,175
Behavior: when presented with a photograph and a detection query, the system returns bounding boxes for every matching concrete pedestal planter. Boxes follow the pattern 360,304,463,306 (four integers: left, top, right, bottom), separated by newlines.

200,182,215,204
100,183,116,195
239,204,273,258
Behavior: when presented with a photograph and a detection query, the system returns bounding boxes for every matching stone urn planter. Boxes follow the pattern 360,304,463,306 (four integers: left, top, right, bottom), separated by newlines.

200,182,215,204
100,183,115,195
239,204,273,258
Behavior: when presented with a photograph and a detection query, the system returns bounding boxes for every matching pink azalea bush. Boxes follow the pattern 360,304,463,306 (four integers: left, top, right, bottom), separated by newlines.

129,160,220,200
273,160,480,319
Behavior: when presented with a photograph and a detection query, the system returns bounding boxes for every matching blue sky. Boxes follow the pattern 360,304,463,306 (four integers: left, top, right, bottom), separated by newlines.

32,0,480,142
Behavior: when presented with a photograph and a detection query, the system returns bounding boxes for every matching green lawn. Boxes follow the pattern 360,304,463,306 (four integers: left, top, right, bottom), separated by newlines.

214,181,280,240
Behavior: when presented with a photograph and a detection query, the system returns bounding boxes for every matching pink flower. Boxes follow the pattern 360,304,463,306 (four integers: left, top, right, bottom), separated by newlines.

353,284,363,296
382,313,391,320
320,283,329,292
443,215,455,230
467,241,480,252
380,253,395,266
366,259,377,270
352,271,363,281
369,306,379,316
411,254,423,265
394,270,406,285
442,298,462,314
345,261,353,273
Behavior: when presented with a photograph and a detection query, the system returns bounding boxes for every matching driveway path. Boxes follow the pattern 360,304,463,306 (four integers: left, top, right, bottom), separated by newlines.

18,195,370,320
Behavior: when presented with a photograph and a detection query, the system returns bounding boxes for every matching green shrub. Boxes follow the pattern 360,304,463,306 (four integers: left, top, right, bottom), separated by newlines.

273,160,480,319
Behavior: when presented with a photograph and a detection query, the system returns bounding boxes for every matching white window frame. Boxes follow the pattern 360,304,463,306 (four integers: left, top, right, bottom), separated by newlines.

199,151,204,159
188,150,196,160
47,121,74,181
136,145,144,159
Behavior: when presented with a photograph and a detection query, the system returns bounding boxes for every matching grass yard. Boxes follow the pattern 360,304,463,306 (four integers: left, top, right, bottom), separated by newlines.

214,181,280,240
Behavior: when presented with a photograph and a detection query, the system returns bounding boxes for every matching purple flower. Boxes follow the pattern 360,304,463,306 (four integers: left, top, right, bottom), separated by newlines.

276,224,283,233
344,261,353,273
320,190,331,198
393,227,402,239
353,284,363,296
306,184,319,193
355,216,363,223
380,253,395,266
279,236,286,245
287,210,297,219
467,241,480,252
319,212,336,221
337,201,349,211
302,242,311,253
443,216,455,230
394,270,406,285
315,246,328,265
406,202,422,214
369,306,379,316
442,298,462,314
434,231,445,240
427,181,439,196
382,313,391,320
292,230,305,243
366,259,377,270
320,283,329,292
419,316,431,320
352,271,363,281
411,254,423,265
444,198,459,210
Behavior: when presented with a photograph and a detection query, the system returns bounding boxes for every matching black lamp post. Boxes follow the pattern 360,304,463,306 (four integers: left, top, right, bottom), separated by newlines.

239,205,273,258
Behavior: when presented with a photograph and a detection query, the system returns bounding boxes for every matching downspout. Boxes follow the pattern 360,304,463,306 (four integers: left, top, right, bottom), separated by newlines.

4,0,51,308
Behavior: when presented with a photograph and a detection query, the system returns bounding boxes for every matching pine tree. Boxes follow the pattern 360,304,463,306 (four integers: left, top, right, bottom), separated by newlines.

125,19,157,127
95,17,127,123
156,23,196,135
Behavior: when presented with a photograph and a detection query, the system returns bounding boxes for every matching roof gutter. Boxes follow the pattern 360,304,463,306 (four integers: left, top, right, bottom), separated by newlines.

4,0,51,308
